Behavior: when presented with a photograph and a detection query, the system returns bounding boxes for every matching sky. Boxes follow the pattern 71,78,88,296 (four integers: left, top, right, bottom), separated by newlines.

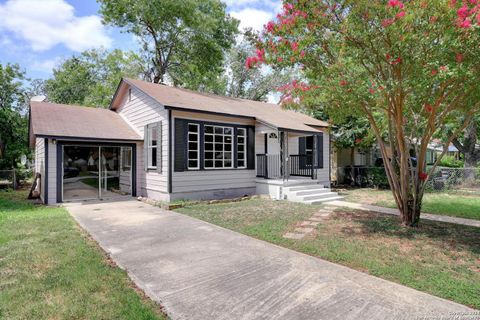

0,0,282,80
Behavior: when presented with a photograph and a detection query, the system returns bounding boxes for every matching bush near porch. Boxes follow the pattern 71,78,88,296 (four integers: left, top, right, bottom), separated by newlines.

176,199,480,309
341,188,480,221
0,190,167,320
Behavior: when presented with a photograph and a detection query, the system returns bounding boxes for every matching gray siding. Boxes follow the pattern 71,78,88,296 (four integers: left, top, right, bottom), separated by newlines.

171,111,256,195
46,139,57,204
34,138,45,202
117,87,169,199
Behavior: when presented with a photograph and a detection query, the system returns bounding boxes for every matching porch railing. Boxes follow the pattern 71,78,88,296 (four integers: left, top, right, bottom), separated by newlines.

290,155,316,179
256,154,316,180
256,154,282,179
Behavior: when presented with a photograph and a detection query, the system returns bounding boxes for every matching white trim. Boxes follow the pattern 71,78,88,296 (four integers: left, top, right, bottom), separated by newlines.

187,123,200,170
204,124,234,169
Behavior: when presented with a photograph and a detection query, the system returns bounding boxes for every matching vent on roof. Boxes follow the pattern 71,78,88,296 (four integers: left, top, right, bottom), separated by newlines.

30,95,47,102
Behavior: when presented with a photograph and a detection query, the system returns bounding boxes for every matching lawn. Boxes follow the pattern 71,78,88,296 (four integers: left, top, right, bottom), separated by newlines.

0,190,167,320
341,188,480,220
176,198,480,309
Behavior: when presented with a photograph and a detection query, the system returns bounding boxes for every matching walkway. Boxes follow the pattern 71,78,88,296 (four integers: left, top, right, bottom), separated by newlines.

67,200,473,320
327,200,480,228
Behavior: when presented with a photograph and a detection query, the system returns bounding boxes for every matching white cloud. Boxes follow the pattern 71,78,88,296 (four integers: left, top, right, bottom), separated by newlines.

0,0,112,52
231,8,274,32
31,57,62,73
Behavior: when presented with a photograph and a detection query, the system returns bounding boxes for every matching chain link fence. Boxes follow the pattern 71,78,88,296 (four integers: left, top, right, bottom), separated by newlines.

0,170,17,189
336,166,480,195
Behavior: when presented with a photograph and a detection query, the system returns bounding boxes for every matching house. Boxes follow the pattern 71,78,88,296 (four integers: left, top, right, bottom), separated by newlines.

29,78,342,205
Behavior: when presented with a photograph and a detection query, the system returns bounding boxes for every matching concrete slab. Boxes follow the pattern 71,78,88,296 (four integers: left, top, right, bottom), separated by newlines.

294,227,315,233
67,200,474,320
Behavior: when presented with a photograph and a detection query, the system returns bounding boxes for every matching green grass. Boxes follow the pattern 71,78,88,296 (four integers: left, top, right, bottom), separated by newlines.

342,188,480,220
0,190,167,320
176,199,480,309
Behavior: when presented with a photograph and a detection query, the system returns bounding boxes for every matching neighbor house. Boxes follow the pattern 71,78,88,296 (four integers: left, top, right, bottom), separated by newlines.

29,78,342,205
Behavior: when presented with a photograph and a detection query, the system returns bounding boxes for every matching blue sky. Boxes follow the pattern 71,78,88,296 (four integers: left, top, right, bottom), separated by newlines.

0,0,281,80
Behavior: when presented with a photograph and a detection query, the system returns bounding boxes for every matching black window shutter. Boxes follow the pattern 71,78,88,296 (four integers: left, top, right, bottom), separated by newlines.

299,136,306,169
247,126,255,169
157,122,162,174
144,125,148,171
316,133,324,169
299,136,306,155
174,119,187,172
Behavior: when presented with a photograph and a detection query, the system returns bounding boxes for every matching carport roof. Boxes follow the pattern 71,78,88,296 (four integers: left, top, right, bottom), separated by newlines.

29,101,142,146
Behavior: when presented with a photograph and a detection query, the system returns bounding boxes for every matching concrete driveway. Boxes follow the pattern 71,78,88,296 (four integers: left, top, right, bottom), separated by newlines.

67,200,474,320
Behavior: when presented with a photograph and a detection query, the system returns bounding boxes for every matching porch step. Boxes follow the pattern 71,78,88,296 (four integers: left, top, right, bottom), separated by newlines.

284,184,344,205
285,184,327,192
305,196,345,205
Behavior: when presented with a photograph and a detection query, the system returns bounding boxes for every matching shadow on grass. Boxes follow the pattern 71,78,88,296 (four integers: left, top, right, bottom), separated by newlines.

0,190,43,213
333,210,480,255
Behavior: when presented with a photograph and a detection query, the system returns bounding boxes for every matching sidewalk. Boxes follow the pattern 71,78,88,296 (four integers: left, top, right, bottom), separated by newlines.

326,200,480,228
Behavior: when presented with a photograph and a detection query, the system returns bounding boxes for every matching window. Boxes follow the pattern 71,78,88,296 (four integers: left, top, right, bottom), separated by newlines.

121,147,132,170
147,124,157,168
204,125,233,169
305,136,314,166
237,128,247,168
187,123,200,169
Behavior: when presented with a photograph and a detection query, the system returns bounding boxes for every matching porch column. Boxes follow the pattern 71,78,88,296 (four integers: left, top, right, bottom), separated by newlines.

280,131,288,181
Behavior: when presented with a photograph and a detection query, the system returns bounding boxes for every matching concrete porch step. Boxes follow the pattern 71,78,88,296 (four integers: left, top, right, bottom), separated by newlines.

285,184,327,192
298,192,340,202
305,196,345,205
295,188,332,196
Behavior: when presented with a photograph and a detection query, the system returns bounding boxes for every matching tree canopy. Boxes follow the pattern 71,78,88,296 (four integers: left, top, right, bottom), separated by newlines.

44,48,145,108
250,0,480,226
98,0,239,87
0,63,29,169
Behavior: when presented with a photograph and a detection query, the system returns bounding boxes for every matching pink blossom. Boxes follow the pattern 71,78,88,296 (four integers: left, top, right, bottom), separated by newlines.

457,5,469,19
277,57,283,63
265,21,275,33
291,42,299,51
459,18,472,28
396,11,406,18
369,88,375,94
283,3,294,11
388,0,404,8
456,53,464,62
382,18,395,27
300,50,305,58
256,48,265,62
431,69,438,76
339,80,347,86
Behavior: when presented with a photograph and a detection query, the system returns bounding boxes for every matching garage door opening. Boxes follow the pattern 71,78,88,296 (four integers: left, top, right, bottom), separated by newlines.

62,145,133,202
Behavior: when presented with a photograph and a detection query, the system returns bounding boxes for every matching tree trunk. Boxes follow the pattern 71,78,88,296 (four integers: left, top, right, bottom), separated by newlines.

464,153,478,186
400,194,422,227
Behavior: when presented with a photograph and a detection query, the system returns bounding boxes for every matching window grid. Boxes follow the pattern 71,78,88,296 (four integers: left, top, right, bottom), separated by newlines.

187,123,200,169
147,125,157,168
204,125,233,169
237,128,247,168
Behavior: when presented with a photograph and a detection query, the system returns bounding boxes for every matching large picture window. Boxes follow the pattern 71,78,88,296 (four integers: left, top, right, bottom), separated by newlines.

147,124,157,168
237,128,247,168
204,125,233,169
187,123,200,169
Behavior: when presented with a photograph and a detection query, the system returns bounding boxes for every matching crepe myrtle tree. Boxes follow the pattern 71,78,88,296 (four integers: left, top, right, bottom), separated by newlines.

248,0,480,226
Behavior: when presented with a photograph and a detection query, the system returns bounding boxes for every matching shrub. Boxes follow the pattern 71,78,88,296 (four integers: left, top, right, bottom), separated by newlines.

439,155,463,168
